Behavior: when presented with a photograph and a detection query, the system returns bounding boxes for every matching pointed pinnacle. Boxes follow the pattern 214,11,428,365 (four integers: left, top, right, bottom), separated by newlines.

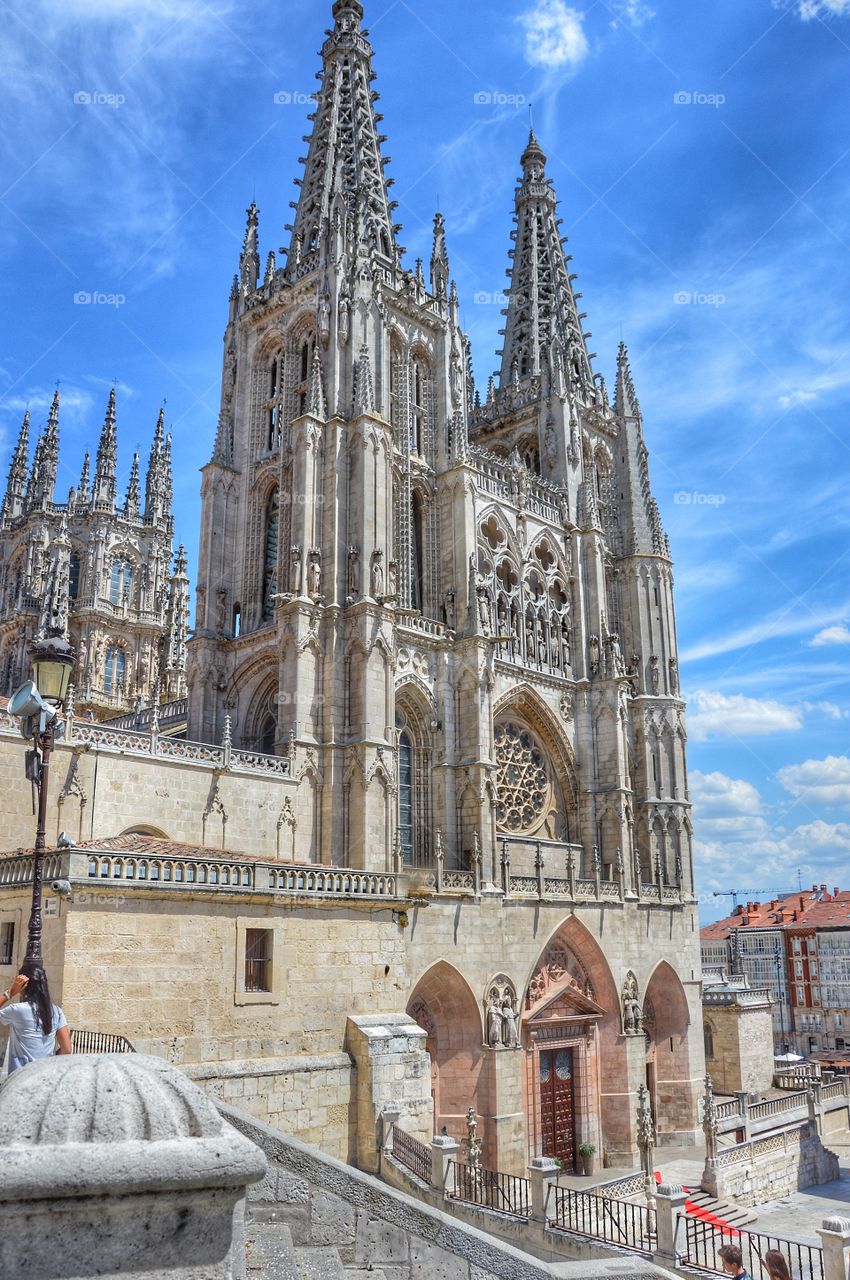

307,349,328,419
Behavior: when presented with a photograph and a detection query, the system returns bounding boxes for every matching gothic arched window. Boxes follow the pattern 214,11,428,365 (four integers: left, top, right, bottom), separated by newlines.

266,351,284,452
411,358,428,456
259,712,276,755
261,489,279,621
110,559,133,605
396,705,432,867
411,490,425,612
68,553,80,601
295,333,315,417
104,647,126,695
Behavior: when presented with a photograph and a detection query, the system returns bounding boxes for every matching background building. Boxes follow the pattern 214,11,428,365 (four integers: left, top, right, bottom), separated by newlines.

701,886,850,1060
0,391,188,719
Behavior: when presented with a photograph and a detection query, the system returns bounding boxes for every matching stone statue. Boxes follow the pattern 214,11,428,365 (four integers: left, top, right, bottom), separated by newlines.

501,999,518,1048
338,288,351,345
215,588,227,633
347,545,360,597
525,615,535,661
622,971,642,1035
487,1002,503,1048
387,559,398,598
443,587,456,630
668,656,679,693
589,633,600,677
476,580,491,636
308,549,322,598
290,545,303,595
370,549,384,599
318,293,331,346
606,632,625,677
649,654,660,693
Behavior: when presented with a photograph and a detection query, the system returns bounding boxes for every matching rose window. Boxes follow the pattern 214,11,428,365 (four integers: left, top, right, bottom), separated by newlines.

494,721,551,834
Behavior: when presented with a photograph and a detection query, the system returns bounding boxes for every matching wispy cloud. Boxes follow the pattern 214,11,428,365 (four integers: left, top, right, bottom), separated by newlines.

681,601,850,664
687,690,803,741
518,0,590,70
785,0,850,19
777,755,850,808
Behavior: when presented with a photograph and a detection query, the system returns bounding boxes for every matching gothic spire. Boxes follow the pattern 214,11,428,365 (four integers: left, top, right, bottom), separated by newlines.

240,201,260,297
163,543,189,699
93,388,118,508
615,341,641,422
145,408,167,522
430,212,449,301
78,451,90,505
125,451,140,519
163,431,174,533
498,131,594,399
285,0,401,275
25,428,44,512
2,410,30,521
39,390,60,506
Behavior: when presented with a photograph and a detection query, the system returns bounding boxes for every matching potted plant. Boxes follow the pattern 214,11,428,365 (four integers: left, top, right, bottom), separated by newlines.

578,1141,597,1177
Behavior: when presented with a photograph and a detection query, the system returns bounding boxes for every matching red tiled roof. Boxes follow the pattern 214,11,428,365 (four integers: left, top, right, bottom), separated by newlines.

701,888,850,938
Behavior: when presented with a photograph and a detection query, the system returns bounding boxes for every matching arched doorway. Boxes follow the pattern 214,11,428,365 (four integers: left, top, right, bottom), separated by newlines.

643,961,693,1140
407,962,485,1154
522,917,623,1169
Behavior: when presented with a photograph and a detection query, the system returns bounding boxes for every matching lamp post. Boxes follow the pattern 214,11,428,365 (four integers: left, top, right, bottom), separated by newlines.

10,630,75,965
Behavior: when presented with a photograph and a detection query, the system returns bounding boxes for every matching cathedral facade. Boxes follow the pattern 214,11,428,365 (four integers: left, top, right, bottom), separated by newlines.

0,390,189,717
188,0,689,893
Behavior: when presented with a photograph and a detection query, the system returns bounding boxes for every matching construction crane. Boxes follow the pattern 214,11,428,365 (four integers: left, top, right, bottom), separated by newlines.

713,888,787,910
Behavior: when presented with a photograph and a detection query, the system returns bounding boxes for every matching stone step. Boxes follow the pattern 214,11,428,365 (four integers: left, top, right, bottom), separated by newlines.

245,1220,300,1280
685,1189,758,1228
295,1246,348,1280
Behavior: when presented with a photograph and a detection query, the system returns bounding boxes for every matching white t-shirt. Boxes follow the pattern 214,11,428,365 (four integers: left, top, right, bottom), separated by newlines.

0,1001,67,1073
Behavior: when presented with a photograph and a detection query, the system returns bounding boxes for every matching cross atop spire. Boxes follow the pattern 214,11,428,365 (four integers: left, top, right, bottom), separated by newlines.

285,0,400,276
497,131,595,400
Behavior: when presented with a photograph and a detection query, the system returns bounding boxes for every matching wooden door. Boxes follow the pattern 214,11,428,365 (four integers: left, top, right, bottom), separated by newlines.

539,1047,575,1171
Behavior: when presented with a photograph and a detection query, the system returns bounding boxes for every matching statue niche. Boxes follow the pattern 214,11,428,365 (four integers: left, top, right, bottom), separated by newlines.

484,974,519,1050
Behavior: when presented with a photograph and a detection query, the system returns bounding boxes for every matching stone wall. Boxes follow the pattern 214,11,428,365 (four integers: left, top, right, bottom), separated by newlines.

703,1001,775,1096
703,1122,840,1207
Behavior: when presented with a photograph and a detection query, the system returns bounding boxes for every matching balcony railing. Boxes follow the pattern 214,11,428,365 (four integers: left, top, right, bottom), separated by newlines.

549,1186,655,1253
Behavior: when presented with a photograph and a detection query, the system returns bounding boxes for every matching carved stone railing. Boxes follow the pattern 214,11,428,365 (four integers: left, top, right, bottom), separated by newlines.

397,616,449,641
508,876,537,896
0,714,291,780
749,1091,808,1121
441,870,475,893
0,853,65,886
640,883,661,902
103,699,188,731
714,1099,741,1122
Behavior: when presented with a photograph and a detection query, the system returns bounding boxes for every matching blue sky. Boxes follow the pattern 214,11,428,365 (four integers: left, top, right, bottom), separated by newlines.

1,0,849,911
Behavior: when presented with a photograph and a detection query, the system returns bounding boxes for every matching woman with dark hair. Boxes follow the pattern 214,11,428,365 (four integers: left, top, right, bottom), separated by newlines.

0,959,72,1073
762,1251,791,1280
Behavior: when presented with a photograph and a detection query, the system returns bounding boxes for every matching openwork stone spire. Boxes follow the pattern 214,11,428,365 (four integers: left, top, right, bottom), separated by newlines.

38,390,61,508
163,543,189,698
430,211,449,301
498,131,594,399
2,410,30,520
615,341,669,558
615,341,641,422
145,408,169,523
240,201,260,297
94,388,118,509
285,0,400,276
78,451,91,506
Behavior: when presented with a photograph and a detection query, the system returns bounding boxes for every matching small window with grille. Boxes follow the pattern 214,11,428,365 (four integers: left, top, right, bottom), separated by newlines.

244,927,272,993
0,921,14,967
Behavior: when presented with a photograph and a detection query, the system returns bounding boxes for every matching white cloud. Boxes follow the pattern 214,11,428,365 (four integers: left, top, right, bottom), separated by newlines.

687,690,802,741
681,601,850,663
691,770,763,816
801,700,849,720
777,755,850,808
519,0,589,70
810,624,850,647
794,0,850,18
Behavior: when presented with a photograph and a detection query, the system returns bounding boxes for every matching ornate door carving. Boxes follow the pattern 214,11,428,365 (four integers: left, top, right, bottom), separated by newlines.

538,1047,575,1170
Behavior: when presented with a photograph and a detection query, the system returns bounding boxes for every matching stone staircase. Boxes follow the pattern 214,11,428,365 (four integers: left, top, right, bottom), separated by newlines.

683,1187,758,1229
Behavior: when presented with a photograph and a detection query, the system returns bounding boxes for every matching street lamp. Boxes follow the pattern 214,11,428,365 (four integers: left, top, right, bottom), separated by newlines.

8,629,76,965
